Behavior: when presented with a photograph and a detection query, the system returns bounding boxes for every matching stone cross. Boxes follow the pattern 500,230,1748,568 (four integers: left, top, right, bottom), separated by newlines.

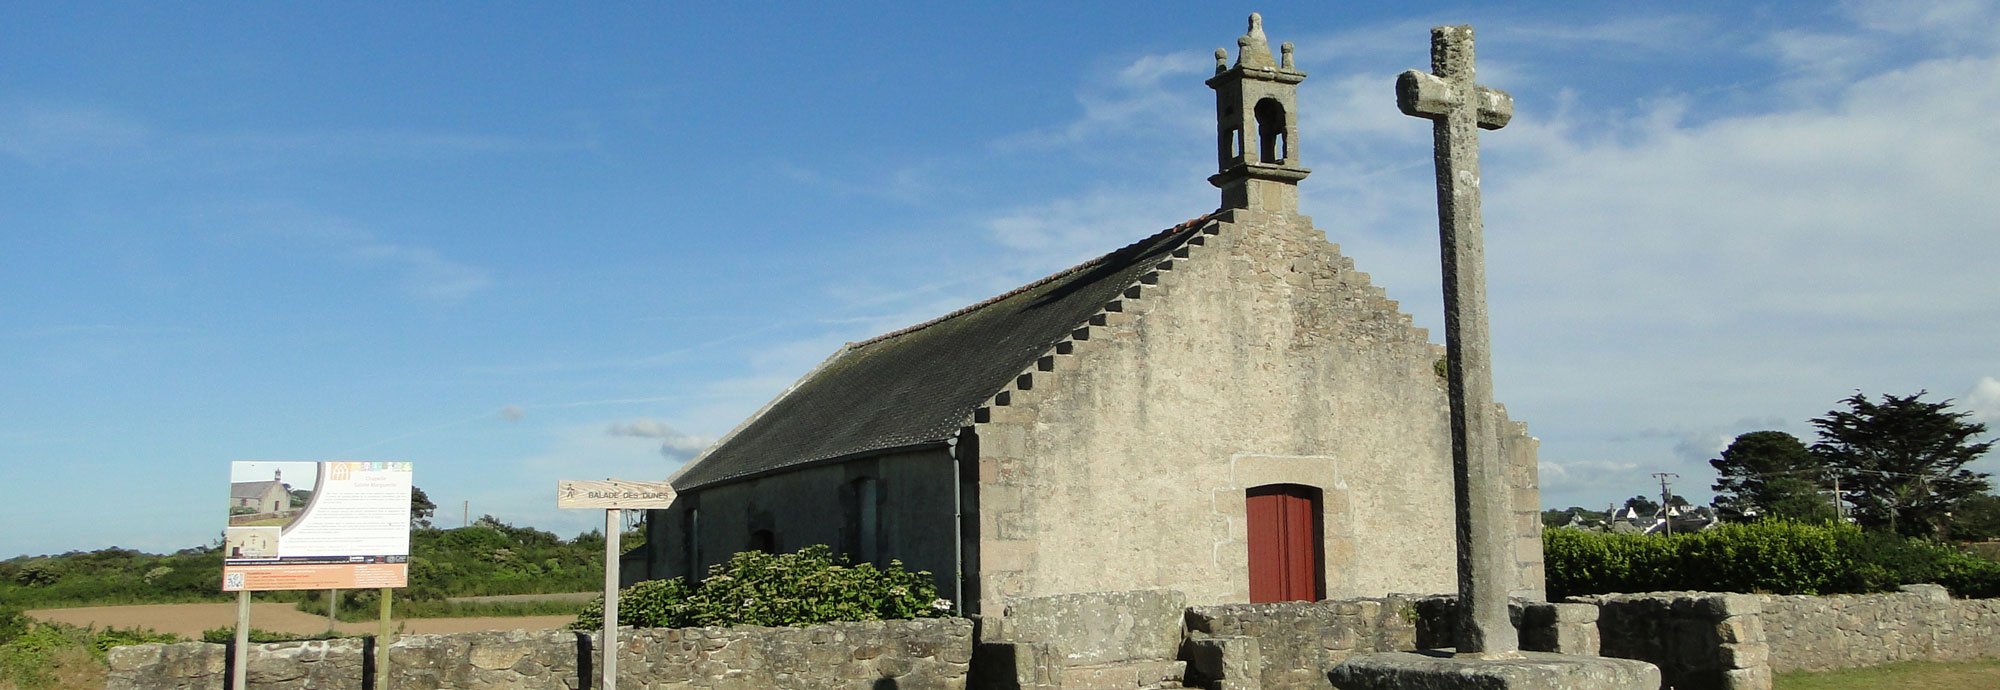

1396,25,1518,658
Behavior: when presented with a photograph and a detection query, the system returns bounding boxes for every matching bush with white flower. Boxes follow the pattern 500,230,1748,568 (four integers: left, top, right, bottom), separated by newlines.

572,544,953,629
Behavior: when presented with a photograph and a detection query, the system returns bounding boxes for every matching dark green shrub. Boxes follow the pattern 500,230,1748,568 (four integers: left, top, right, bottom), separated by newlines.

572,545,951,630
1545,521,2000,599
0,606,27,644
1674,521,1850,595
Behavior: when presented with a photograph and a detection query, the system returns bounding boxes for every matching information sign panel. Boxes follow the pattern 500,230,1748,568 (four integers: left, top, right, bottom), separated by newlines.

222,461,412,591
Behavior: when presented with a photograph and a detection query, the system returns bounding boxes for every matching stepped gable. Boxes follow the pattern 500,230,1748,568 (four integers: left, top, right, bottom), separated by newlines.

672,213,1219,490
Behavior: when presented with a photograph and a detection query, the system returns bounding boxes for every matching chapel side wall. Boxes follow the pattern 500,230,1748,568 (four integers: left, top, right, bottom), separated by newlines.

1500,413,1547,600
682,448,957,594
975,208,1463,612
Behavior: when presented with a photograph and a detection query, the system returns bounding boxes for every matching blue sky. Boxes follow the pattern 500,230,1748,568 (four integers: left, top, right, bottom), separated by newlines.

5,1,1998,558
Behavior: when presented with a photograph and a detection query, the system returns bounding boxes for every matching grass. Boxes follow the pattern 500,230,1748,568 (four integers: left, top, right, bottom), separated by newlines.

1775,658,2000,690
0,617,179,690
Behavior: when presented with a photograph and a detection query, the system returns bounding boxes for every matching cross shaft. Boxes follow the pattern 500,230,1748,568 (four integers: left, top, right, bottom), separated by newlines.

1397,24,1519,659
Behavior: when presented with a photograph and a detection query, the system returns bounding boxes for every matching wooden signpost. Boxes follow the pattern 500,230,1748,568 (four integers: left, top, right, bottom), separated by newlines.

558,479,676,690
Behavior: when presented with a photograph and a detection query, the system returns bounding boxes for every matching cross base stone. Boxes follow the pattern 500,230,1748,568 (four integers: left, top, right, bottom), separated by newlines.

1330,650,1659,690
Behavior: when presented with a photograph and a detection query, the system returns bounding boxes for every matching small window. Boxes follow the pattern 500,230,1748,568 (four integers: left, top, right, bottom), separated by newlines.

749,529,775,553
687,507,702,578
852,478,881,564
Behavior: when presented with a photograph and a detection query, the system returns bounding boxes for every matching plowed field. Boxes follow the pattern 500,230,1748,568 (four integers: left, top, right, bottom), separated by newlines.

27,602,573,639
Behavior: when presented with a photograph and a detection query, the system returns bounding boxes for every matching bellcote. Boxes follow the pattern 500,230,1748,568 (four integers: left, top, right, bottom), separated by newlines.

1207,13,1310,213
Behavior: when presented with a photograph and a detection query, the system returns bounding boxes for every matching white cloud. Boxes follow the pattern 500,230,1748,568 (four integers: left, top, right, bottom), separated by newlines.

1964,377,2000,426
348,242,492,304
0,102,150,166
985,184,1209,260
199,201,495,304
990,50,1211,153
606,418,715,457
1842,0,2000,49
969,11,2000,513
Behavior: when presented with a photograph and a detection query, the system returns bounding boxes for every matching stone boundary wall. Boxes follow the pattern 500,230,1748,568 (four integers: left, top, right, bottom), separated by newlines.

973,589,1193,690
104,587,2000,690
1182,595,1421,689
1759,584,2000,673
1409,596,1600,656
108,619,973,690
1571,591,1770,690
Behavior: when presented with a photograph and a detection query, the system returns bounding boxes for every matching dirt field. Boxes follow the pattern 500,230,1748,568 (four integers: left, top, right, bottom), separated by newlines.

27,602,575,639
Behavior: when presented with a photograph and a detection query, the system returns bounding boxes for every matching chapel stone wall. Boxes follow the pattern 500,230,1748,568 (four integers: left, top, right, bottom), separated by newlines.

972,208,1535,614
662,447,959,595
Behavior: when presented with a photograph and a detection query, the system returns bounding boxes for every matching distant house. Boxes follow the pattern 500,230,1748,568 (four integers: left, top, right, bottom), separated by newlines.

229,470,290,515
1643,505,1718,535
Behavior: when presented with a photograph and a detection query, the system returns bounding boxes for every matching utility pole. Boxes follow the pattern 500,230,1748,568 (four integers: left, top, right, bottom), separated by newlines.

1653,473,1679,536
1830,473,1843,521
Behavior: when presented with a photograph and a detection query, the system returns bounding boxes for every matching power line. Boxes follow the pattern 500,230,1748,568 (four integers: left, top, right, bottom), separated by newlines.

1653,472,1679,536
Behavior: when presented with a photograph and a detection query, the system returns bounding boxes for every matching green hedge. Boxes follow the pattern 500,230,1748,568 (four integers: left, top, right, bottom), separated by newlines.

1544,521,2000,599
572,545,951,630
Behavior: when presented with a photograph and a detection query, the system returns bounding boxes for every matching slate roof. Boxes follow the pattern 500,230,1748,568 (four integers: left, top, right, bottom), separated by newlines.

230,481,284,500
672,213,1219,490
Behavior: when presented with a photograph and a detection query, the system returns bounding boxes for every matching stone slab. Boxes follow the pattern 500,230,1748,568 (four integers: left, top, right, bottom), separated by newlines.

998,589,1186,666
1330,650,1659,690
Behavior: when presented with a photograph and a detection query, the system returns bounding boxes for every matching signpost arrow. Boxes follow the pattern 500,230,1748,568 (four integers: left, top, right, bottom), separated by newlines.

559,479,676,690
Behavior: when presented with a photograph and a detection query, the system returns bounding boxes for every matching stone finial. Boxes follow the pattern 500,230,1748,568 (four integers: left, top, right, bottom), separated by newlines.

1214,48,1228,74
1235,13,1276,69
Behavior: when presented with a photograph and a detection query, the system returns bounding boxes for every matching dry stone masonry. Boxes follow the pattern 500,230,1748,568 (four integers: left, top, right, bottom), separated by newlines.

1573,592,1770,690
1759,584,2000,673
103,586,2000,690
1184,595,1421,689
108,619,973,690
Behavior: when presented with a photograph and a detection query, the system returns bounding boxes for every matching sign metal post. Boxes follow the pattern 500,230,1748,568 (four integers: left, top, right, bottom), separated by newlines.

232,590,249,690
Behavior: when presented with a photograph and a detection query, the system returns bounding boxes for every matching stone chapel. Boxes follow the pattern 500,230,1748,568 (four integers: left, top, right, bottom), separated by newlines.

631,14,1544,617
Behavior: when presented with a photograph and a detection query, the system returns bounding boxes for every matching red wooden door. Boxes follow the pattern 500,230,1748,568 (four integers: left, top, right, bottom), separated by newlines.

1247,485,1322,603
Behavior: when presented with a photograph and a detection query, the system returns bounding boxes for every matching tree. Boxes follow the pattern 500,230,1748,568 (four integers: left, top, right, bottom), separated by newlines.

411,487,437,529
1951,493,2000,542
1542,506,1606,528
1623,495,1659,517
1710,431,1834,522
1811,391,1994,538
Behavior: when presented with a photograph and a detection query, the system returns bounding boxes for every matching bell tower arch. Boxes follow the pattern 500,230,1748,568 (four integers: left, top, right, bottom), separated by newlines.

1207,13,1310,213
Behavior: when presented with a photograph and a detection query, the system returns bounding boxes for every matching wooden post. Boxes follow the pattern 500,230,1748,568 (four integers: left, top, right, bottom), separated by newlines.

377,587,392,690
603,507,621,690
232,590,250,690
326,588,339,631
556,478,674,690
